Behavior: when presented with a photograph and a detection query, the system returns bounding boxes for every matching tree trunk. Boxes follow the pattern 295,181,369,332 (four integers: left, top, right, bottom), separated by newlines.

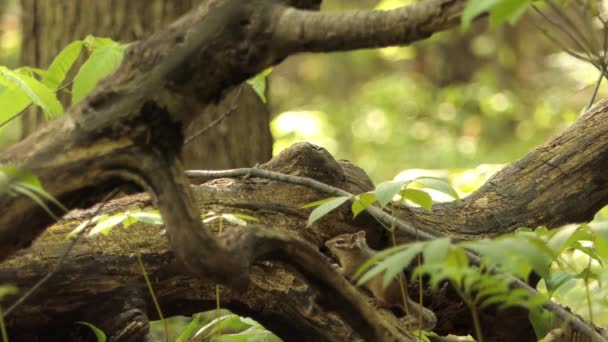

19,0,272,169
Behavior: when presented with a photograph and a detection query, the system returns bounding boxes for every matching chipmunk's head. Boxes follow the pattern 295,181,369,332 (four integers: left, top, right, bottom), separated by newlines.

325,230,367,254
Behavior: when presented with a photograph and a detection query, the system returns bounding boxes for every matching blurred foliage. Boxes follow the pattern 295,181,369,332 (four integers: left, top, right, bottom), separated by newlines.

150,310,282,342
269,0,603,182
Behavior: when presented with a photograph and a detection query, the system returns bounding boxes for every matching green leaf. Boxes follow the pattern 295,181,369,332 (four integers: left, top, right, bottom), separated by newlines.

354,242,424,288
72,42,126,103
301,197,340,209
77,322,107,342
413,177,459,200
130,210,163,225
306,196,350,227
83,35,118,50
547,225,578,253
44,40,84,90
18,182,68,213
231,213,260,222
121,214,137,228
570,241,603,265
88,214,127,236
354,244,408,279
373,180,407,207
400,188,433,212
544,271,575,296
176,314,202,342
12,184,61,220
351,192,377,217
15,66,47,79
0,80,30,126
0,66,63,118
381,243,425,288
246,68,272,103
66,218,94,239
222,213,248,226
0,285,17,299
529,306,554,339
594,233,608,263
194,314,253,339
490,0,531,26
422,238,451,264
462,0,500,29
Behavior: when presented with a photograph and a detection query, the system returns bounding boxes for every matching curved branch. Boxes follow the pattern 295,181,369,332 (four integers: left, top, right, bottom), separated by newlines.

273,0,467,53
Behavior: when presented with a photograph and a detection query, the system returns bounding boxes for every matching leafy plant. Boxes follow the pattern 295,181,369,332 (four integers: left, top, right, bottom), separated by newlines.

179,314,282,342
302,176,458,227
0,165,67,220
462,0,532,29
67,209,163,238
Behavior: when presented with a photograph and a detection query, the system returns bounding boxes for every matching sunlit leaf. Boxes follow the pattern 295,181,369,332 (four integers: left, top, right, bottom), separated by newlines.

246,68,272,103
0,66,63,118
351,192,377,217
306,196,350,227
547,225,578,253
88,214,127,236
232,213,260,222
72,42,127,103
400,188,433,212
130,210,163,225
0,81,30,126
222,213,248,226
44,40,84,90
413,177,459,200
0,285,17,299
66,218,93,239
373,180,407,207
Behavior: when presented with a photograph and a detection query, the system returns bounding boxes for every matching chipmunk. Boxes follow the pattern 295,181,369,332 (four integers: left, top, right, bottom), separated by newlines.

325,230,436,331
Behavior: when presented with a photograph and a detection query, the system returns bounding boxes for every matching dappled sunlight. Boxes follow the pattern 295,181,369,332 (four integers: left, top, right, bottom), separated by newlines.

271,110,337,155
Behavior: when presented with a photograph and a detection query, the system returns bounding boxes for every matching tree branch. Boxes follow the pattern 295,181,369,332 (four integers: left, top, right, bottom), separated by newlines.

273,0,467,53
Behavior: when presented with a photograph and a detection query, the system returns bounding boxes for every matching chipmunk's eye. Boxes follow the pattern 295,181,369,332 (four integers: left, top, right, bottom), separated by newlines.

334,239,345,244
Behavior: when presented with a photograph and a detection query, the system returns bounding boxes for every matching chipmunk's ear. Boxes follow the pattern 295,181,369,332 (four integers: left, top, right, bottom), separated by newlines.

356,230,366,238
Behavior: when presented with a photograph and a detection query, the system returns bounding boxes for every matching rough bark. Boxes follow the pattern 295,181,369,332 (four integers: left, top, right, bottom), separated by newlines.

1,0,606,341
0,143,526,342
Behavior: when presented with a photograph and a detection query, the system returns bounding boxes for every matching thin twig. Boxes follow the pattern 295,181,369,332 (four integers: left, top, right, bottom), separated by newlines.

547,0,599,56
3,188,119,317
186,167,608,342
532,5,596,62
530,19,597,65
184,85,245,145
0,81,74,129
186,168,440,241
587,65,605,109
